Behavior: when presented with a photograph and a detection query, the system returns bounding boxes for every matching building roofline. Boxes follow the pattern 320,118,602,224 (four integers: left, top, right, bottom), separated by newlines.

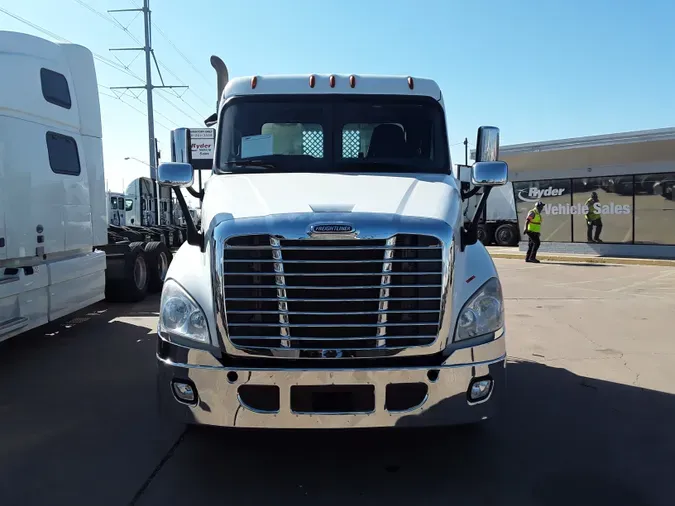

470,126,675,159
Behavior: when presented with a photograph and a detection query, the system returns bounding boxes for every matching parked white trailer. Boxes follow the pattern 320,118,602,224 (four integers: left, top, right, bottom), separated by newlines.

0,31,184,343
455,164,519,246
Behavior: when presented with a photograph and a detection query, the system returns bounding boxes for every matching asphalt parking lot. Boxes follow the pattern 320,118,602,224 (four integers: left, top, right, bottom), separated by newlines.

1,258,674,506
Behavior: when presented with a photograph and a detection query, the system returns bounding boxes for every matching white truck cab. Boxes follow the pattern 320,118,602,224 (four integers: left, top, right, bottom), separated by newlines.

155,64,509,429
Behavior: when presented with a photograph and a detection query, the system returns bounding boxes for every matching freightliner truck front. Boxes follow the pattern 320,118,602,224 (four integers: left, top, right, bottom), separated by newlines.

155,60,509,429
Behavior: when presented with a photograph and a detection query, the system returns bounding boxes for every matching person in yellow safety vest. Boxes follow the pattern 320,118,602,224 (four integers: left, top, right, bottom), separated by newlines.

523,200,544,263
585,191,603,243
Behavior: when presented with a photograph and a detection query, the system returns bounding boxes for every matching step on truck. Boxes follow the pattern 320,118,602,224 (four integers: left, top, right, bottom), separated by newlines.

156,62,509,429
0,31,185,343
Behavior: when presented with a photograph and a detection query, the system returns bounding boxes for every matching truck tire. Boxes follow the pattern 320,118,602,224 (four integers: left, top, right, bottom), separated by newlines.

494,223,519,246
105,242,149,302
477,224,491,245
145,241,172,293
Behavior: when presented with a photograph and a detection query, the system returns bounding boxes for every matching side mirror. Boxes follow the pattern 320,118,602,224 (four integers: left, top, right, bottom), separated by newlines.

170,127,192,164
471,161,508,187
475,126,500,162
158,162,194,188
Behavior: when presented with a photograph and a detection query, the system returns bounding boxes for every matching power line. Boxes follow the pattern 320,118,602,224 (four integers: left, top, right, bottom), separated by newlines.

154,91,203,125
151,22,212,86
0,5,205,129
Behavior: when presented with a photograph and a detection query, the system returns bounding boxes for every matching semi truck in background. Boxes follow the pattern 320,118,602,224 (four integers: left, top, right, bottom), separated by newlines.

0,31,188,343
456,164,519,246
154,58,510,429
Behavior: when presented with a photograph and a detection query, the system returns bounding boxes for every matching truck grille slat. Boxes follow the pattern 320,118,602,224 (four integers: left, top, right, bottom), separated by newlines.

230,335,438,341
222,233,444,355
225,284,442,289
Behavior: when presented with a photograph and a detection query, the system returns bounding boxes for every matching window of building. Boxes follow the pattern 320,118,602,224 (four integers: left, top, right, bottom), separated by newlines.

513,179,573,241
46,132,81,176
40,68,72,109
634,172,675,245
571,176,633,243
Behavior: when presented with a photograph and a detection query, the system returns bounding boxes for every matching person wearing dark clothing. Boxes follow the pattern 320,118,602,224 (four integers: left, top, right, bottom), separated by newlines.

523,200,544,263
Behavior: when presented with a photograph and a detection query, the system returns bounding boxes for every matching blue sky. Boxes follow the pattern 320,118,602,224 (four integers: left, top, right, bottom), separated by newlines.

2,0,674,192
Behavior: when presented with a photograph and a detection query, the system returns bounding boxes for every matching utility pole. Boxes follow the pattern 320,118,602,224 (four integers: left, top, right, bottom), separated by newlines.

109,0,187,226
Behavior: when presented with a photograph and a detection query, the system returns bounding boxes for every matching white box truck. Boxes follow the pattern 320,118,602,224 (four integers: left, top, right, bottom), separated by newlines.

154,60,510,429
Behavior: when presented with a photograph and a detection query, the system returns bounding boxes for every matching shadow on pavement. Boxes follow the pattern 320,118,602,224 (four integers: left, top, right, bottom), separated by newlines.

136,359,675,506
0,296,183,506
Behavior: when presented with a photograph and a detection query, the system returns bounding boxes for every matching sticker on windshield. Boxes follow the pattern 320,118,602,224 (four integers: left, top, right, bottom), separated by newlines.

241,134,273,158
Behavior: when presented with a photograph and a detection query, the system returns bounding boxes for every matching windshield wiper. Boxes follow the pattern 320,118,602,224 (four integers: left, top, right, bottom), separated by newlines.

224,159,278,170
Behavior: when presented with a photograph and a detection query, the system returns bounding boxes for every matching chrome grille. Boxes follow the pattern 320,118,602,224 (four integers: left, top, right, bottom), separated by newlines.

222,234,443,355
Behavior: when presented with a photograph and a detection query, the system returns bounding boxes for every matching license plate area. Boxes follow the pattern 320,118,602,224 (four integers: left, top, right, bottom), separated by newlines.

290,385,375,414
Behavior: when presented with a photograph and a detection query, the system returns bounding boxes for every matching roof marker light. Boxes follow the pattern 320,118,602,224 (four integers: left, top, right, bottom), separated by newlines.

407,76,414,90
309,75,316,88
349,75,356,88
329,75,336,88
251,76,258,89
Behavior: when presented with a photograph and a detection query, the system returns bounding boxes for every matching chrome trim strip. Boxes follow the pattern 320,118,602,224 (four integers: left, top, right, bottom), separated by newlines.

223,258,440,264
223,284,443,289
228,321,439,328
226,309,440,315
156,352,507,372
223,271,443,276
270,236,291,349
224,245,442,251
210,213,454,359
386,393,429,414
376,236,395,348
237,392,280,414
228,335,438,341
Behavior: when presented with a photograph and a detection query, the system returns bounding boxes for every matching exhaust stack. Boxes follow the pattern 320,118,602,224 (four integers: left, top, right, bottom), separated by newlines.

210,55,229,107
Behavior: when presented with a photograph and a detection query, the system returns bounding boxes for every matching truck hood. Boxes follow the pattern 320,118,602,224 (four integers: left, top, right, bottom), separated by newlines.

201,172,460,225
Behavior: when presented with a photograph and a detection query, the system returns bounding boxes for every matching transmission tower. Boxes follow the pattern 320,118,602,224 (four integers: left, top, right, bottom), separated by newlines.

108,0,187,225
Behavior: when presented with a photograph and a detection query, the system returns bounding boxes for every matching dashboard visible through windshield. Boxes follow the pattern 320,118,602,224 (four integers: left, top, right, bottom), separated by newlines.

215,95,450,174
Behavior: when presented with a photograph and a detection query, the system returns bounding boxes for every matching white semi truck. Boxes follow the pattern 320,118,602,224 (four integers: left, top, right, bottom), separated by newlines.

0,31,188,343
154,62,510,428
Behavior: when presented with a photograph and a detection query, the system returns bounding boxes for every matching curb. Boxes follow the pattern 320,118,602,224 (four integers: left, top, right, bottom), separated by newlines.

489,252,675,267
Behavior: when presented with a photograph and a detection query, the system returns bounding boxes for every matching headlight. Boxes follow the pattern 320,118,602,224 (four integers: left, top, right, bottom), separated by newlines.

159,279,209,344
454,277,504,341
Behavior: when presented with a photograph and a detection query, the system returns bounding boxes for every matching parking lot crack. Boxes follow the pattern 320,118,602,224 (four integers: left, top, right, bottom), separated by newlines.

128,426,189,506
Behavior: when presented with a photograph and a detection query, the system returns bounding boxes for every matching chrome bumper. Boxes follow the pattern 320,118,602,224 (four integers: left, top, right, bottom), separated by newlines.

156,335,506,429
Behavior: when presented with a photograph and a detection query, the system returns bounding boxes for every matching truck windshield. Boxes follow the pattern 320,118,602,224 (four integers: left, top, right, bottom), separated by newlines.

215,95,449,174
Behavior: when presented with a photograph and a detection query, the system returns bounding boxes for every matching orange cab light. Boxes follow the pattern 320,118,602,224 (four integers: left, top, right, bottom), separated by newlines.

309,75,316,88
349,75,356,88
329,75,336,88
407,76,414,90
251,76,258,89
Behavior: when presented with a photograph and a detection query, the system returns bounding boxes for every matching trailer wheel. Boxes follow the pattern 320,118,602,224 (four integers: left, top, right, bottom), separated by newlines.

477,224,491,245
105,242,149,302
494,223,519,246
145,241,172,293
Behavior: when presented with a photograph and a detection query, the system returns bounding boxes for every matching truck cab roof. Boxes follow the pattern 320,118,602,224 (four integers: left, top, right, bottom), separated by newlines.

221,74,443,104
